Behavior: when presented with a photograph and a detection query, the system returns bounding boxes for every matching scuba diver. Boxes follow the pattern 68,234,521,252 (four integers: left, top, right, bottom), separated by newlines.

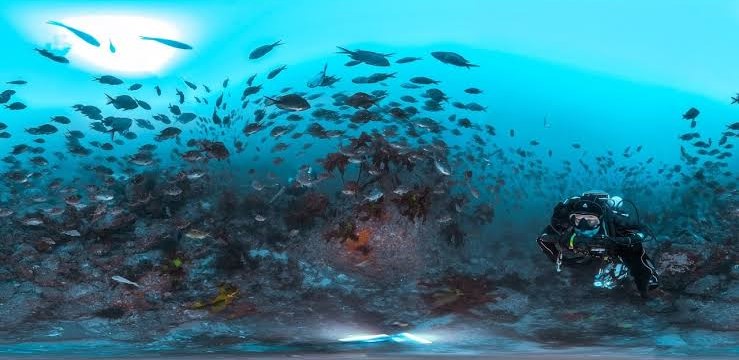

536,190,659,298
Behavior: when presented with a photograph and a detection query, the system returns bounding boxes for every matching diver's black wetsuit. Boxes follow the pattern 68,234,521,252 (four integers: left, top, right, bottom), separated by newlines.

536,196,659,297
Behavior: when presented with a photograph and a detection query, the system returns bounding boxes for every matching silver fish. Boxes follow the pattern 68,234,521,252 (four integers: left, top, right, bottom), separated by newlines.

434,159,451,176
365,188,384,202
111,275,141,288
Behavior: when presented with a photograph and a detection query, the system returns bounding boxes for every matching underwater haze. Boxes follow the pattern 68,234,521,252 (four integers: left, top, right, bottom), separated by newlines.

0,0,737,359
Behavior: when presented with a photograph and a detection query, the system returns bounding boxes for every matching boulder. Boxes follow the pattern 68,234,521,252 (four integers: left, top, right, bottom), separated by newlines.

684,275,721,296
654,249,701,290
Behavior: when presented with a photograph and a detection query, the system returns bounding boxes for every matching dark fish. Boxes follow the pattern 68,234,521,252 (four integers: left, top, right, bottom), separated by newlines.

26,124,58,135
73,104,102,120
0,90,15,104
105,94,138,110
203,84,210,93
223,78,229,88
109,39,116,53
678,132,700,141
682,107,699,120
30,156,48,166
178,112,197,123
242,84,262,100
366,72,396,83
169,104,181,115
466,102,486,112
350,109,378,124
102,116,132,139
452,101,466,109
337,46,392,66
400,95,416,103
352,76,368,84
727,122,739,130
11,144,29,154
176,89,184,104
692,139,711,148
249,40,282,59
136,99,151,110
7,80,27,85
246,74,257,86
94,75,123,85
410,76,439,85
155,85,161,96
267,65,287,80
420,88,445,102
155,126,182,141
464,88,482,94
128,83,142,91
47,20,100,47
35,48,69,63
395,57,422,64
5,102,26,110
184,80,197,90
264,94,310,111
346,92,381,109
135,118,155,130
153,114,171,124
212,110,221,125
431,51,478,68
139,36,192,49
51,116,71,124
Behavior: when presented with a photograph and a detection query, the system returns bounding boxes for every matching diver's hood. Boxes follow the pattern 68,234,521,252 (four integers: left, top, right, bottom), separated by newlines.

570,199,604,217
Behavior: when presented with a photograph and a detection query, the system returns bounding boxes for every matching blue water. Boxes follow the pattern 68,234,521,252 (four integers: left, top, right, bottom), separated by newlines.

1,1,738,358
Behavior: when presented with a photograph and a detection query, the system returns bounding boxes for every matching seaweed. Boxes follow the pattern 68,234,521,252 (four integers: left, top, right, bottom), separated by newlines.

323,219,359,243
356,198,386,221
419,273,496,315
321,152,350,178
191,283,239,312
392,185,432,222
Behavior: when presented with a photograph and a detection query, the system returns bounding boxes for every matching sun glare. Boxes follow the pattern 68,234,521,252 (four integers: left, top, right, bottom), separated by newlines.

46,14,187,75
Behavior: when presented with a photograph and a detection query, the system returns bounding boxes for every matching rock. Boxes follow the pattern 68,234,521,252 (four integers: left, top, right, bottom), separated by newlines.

684,275,721,296
682,329,739,350
645,295,677,313
485,287,530,318
124,250,162,273
730,263,739,280
719,280,739,302
654,249,701,290
655,333,687,347
674,298,739,331
0,283,41,331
